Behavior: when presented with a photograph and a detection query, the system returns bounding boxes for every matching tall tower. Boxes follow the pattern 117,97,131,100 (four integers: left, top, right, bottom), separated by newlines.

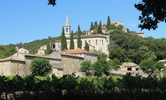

64,15,71,37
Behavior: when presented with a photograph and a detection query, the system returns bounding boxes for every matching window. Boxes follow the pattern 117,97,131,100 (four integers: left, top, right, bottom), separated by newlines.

52,44,55,49
66,28,68,32
136,68,139,71
102,40,103,45
127,67,132,71
89,40,90,44
96,40,98,45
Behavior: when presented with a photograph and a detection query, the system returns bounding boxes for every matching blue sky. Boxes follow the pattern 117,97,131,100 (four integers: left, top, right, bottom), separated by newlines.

0,0,166,45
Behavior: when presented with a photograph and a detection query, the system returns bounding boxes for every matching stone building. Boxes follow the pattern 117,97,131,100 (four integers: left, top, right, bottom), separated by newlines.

61,48,97,64
133,32,144,38
0,52,62,76
37,45,47,55
52,15,110,55
110,62,143,75
159,59,166,66
52,15,144,55
0,48,97,76
16,47,29,53
53,34,110,55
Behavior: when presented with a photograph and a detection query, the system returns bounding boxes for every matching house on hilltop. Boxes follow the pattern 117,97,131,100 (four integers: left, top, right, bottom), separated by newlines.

52,15,110,55
52,15,144,55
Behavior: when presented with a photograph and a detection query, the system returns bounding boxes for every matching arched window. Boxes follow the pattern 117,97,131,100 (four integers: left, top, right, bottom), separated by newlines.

66,28,68,32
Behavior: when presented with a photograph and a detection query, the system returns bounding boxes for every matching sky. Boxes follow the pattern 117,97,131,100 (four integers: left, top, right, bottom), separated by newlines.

0,0,166,45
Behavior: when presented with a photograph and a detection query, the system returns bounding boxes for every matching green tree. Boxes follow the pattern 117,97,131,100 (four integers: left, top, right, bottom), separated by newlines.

97,21,102,34
70,31,74,49
90,49,107,60
108,39,116,50
90,22,94,30
135,0,166,30
29,58,52,76
0,44,17,59
61,27,67,50
84,41,89,51
77,25,82,48
91,59,109,76
46,41,52,55
80,61,92,76
108,58,121,70
139,60,155,73
117,25,124,31
106,16,111,30
109,46,125,62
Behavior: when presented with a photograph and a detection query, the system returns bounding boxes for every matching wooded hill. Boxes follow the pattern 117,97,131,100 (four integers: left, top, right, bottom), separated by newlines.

1,17,166,65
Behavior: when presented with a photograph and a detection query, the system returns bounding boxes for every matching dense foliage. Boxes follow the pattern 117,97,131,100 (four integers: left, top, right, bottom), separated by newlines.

1,74,166,99
135,0,166,30
109,31,166,63
29,58,52,76
0,44,17,59
15,36,61,54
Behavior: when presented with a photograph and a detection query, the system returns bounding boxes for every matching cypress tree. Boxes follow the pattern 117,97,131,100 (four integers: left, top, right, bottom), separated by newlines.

97,21,102,34
70,31,74,49
84,41,89,51
46,41,52,54
90,22,94,30
106,16,111,30
77,25,82,49
61,27,67,50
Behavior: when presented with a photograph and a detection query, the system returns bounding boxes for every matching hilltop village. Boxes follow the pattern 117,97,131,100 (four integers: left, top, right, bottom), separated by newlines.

0,15,166,77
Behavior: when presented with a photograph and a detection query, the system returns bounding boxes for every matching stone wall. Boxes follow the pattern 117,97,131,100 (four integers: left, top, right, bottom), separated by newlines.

10,61,27,76
0,61,11,75
61,55,83,75
83,53,97,63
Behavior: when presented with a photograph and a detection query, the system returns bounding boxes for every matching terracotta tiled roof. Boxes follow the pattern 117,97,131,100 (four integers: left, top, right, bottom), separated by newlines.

61,48,96,55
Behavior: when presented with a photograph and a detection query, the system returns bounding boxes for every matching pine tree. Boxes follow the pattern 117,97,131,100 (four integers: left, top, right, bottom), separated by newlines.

77,25,82,48
90,22,94,30
70,31,74,49
97,21,102,34
61,27,67,50
84,41,89,51
106,16,111,30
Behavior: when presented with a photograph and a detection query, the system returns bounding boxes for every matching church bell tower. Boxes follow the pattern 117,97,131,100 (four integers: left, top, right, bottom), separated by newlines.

64,15,71,37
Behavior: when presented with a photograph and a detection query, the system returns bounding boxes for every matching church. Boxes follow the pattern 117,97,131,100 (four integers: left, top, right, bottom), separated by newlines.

52,15,110,55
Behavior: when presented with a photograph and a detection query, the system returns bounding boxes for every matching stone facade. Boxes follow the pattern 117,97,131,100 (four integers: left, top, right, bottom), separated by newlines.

37,45,47,55
52,16,144,55
133,32,144,38
110,62,148,77
0,52,62,76
53,34,110,55
60,48,97,64
0,48,97,76
159,59,166,66
16,47,29,53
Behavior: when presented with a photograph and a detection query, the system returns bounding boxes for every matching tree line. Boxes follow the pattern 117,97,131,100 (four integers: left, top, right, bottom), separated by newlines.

0,74,166,99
